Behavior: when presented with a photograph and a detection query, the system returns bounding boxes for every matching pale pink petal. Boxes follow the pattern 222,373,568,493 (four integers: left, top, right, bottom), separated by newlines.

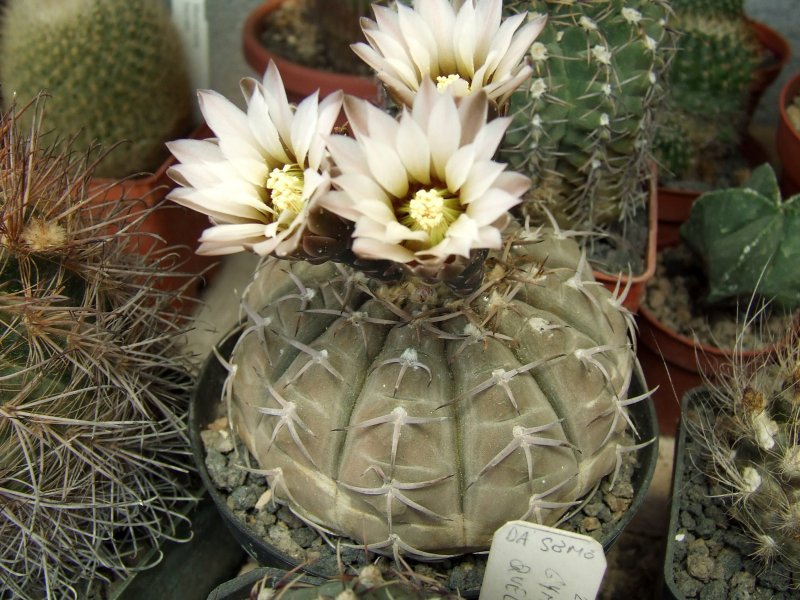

444,145,476,193
361,136,409,199
353,236,416,263
396,110,431,185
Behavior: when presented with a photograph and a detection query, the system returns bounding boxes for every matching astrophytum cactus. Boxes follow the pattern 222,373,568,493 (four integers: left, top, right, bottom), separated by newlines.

221,224,643,558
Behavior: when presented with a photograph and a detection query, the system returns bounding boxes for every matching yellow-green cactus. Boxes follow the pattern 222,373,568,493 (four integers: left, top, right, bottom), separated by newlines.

0,0,193,178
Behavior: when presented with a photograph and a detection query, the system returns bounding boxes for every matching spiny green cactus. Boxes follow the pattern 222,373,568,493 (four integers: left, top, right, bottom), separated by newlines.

0,100,197,599
689,334,800,585
0,0,193,179
680,164,800,310
221,222,644,559
654,0,761,179
501,0,674,229
255,565,460,599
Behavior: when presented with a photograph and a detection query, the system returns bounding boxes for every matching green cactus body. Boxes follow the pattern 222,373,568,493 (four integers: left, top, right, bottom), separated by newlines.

655,0,761,178
0,0,193,178
224,226,640,556
680,164,800,310
690,338,800,580
0,102,196,598
502,0,673,229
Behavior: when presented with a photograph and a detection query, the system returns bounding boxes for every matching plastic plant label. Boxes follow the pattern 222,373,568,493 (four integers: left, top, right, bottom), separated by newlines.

171,0,211,92
479,520,607,600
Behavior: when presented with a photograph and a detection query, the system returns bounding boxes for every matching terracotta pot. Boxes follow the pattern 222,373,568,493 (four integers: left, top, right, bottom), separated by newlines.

777,72,800,196
655,134,770,249
242,0,379,103
747,20,792,115
592,163,658,313
636,248,793,436
88,124,217,301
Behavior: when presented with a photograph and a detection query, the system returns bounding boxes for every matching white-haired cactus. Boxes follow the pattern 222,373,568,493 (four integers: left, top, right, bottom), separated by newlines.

222,225,643,558
0,0,193,178
0,101,197,598
688,335,800,584
501,0,674,228
680,164,800,310
654,0,762,179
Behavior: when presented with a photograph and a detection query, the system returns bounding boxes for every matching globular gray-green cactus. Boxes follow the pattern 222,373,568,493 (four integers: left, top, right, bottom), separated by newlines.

0,101,197,599
222,223,643,558
255,565,460,599
680,164,800,310
0,0,193,178
655,0,762,179
501,0,674,229
689,335,800,585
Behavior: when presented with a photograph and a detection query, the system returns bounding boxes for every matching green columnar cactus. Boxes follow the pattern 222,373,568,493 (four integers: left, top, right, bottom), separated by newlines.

501,0,674,228
256,565,460,599
223,224,642,557
689,336,800,583
654,0,761,179
680,164,800,310
0,0,193,179
0,101,197,598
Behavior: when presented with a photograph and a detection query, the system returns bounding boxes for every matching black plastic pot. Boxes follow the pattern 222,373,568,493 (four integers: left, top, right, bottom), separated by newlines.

191,327,660,598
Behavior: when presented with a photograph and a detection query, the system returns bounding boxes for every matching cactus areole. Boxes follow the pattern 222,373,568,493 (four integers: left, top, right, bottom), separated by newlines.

223,227,640,558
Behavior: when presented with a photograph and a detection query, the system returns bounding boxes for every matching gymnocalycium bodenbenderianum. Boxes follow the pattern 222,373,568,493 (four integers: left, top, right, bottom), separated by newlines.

0,98,199,599
167,0,652,562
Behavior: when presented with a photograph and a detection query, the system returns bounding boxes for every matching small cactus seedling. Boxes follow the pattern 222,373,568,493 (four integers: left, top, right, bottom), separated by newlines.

0,99,198,599
0,0,193,178
502,0,674,229
688,332,800,585
680,164,800,310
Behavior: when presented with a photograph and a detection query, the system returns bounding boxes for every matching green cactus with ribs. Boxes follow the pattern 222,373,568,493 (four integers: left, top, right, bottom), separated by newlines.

680,164,800,310
0,101,197,599
0,0,193,179
688,335,800,585
218,222,644,559
501,0,674,230
655,0,762,180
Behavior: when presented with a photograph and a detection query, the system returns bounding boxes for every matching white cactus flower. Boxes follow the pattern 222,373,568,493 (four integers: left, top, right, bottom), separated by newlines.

166,61,343,256
323,81,529,268
352,0,546,108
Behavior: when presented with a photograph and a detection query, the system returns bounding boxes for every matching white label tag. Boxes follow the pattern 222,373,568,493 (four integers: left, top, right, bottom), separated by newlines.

171,0,211,96
479,521,607,600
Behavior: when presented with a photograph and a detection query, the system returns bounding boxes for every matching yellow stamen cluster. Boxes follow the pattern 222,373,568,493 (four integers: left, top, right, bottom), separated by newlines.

436,74,472,96
266,164,305,217
400,187,461,246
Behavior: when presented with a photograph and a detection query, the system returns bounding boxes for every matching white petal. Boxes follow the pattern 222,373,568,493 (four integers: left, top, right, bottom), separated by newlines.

444,144,476,193
361,136,409,199
467,188,522,226
242,79,292,164
396,110,431,184
261,61,293,143
352,236,415,263
291,92,320,166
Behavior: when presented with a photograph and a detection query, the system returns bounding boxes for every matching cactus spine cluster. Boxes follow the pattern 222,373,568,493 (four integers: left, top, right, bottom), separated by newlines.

255,565,461,599
501,0,674,229
655,0,762,179
224,223,642,558
0,100,197,599
0,0,193,179
680,164,800,310
689,334,800,584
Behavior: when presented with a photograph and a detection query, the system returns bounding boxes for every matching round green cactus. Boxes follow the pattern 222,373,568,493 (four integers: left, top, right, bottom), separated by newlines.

689,335,800,583
0,0,193,179
654,0,761,179
501,0,674,229
0,101,197,598
222,224,642,557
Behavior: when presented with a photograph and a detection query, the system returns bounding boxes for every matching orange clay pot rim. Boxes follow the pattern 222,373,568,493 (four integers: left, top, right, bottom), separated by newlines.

638,276,800,359
593,162,658,285
779,72,800,145
242,0,376,88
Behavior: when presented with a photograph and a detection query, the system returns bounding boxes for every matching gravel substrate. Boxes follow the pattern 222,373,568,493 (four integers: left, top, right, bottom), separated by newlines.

643,244,795,350
667,415,800,598
201,418,644,595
